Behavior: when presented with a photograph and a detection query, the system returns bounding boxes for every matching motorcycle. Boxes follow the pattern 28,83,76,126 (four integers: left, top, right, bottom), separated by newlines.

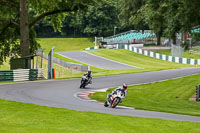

80,75,89,88
104,90,124,108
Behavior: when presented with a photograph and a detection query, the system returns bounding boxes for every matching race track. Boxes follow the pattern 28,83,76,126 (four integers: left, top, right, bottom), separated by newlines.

0,67,200,123
57,51,137,69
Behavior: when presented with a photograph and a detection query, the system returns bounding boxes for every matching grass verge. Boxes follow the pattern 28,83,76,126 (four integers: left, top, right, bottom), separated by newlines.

90,49,192,68
55,49,194,77
89,74,200,116
0,99,200,132
40,56,84,79
39,38,193,77
0,58,10,70
38,38,94,54
0,39,195,79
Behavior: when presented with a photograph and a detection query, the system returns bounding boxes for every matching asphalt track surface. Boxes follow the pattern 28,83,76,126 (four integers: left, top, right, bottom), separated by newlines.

0,67,200,123
57,51,136,69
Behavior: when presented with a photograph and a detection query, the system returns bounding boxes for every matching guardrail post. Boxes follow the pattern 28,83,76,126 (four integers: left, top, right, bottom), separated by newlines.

196,85,200,101
48,46,55,79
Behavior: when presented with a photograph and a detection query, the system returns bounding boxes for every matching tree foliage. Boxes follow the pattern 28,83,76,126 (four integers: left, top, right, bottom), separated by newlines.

118,0,200,45
0,0,96,64
68,0,119,37
118,0,146,30
1,0,200,66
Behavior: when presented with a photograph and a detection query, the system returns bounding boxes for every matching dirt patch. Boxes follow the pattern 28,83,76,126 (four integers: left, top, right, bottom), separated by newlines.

189,94,199,102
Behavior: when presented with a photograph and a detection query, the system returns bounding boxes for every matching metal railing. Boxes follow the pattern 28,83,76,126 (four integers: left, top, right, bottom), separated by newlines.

43,53,89,72
104,30,156,45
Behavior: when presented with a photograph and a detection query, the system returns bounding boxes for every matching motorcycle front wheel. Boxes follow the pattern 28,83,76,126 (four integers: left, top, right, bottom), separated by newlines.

104,101,109,107
80,80,85,88
111,98,120,108
80,84,82,88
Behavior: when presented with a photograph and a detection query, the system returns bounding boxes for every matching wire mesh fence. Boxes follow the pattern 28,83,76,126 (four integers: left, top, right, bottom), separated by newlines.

41,58,84,79
171,44,184,58
40,53,87,79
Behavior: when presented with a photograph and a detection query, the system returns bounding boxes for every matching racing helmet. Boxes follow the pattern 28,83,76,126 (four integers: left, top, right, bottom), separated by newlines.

88,70,91,74
122,83,127,90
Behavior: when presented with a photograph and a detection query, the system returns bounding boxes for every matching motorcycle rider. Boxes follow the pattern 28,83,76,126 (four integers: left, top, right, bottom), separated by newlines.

83,70,92,84
108,83,127,103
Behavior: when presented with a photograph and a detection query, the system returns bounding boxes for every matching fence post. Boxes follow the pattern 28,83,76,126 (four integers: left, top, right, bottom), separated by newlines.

48,46,55,79
196,85,200,101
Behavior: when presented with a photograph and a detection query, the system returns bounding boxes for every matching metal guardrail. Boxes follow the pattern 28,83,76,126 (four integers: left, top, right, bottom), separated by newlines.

13,69,29,81
196,85,200,101
43,53,89,72
0,70,14,81
104,30,156,45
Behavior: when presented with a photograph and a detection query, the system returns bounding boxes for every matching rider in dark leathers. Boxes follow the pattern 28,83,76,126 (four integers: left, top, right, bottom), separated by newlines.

84,70,92,84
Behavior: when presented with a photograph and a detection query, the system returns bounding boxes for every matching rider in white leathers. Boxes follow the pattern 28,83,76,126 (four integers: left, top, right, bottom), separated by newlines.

109,83,127,102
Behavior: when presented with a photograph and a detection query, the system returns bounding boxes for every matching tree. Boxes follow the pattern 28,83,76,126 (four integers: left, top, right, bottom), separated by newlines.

0,0,96,64
164,0,200,45
138,0,167,45
68,0,119,37
118,0,200,45
118,0,147,30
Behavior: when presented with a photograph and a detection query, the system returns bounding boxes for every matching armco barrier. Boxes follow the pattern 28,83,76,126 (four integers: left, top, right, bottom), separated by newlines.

0,68,44,82
85,44,200,65
43,53,89,72
13,69,29,82
0,70,13,81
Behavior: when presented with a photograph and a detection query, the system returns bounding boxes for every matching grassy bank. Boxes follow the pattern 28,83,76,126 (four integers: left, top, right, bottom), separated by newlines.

0,57,83,79
55,49,193,77
41,57,84,79
38,38,94,54
0,99,200,132
0,58,10,70
89,74,200,116
39,38,193,76
90,49,192,69
0,39,195,79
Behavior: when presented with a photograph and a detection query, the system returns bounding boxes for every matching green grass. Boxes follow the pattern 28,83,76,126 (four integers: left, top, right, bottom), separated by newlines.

0,58,10,70
89,74,200,116
38,38,94,54
90,49,192,69
55,48,193,77
0,38,94,70
155,49,200,59
55,48,194,77
0,99,200,132
38,37,106,75
40,57,84,79
0,39,195,78
54,53,107,74
0,56,83,79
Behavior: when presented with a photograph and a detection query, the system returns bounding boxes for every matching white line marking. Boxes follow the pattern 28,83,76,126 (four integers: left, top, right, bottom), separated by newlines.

57,52,108,70
84,51,140,69
56,53,85,65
